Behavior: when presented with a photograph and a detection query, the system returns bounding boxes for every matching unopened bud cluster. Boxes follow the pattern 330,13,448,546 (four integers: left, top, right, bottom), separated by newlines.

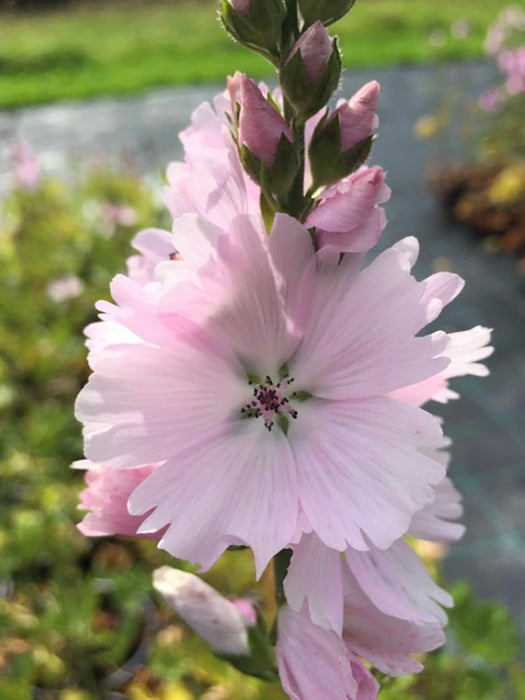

221,0,383,228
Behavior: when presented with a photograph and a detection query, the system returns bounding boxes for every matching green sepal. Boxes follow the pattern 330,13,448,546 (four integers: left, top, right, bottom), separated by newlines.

266,131,300,197
260,191,276,234
291,390,312,402
240,143,264,185
241,134,299,202
337,134,375,180
309,118,375,189
276,412,289,436
278,362,290,380
298,0,356,27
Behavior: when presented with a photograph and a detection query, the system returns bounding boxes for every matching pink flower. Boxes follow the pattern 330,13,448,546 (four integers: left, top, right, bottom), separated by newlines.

236,75,294,168
277,604,379,700
332,81,380,152
153,567,254,656
75,460,159,538
305,166,391,254
163,88,259,225
76,210,463,576
11,138,40,192
46,275,84,303
286,21,334,86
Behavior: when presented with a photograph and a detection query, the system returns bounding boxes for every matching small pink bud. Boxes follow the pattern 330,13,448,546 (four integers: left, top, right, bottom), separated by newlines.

306,165,391,253
287,20,334,86
333,81,380,151
153,567,253,656
230,0,250,16
237,74,293,167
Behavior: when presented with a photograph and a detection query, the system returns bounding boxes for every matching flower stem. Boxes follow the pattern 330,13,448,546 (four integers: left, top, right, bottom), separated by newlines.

273,548,292,608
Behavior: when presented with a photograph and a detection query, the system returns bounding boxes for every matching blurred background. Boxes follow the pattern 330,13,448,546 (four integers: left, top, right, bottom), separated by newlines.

1,0,524,698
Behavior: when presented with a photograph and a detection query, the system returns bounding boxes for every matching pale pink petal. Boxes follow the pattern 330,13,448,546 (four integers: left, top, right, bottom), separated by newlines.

75,340,247,471
390,325,492,406
201,213,315,373
293,245,450,399
285,532,344,634
307,167,390,254
290,398,445,552
126,228,174,285
130,419,299,576
410,477,465,542
277,605,361,700
343,569,444,676
76,461,158,538
345,539,452,625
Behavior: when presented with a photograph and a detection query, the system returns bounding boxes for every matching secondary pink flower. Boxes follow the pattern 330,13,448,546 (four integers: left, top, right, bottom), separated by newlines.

75,460,158,538
46,275,84,303
277,605,379,700
153,567,254,656
306,166,391,253
236,75,294,167
163,89,259,226
76,209,462,576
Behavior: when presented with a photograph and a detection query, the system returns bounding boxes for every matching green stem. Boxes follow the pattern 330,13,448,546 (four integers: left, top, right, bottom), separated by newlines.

273,548,292,608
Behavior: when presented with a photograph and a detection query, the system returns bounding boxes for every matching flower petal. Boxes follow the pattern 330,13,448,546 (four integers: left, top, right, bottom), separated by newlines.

290,398,445,551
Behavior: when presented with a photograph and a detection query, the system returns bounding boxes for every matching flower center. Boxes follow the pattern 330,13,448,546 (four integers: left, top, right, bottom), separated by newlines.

240,374,298,432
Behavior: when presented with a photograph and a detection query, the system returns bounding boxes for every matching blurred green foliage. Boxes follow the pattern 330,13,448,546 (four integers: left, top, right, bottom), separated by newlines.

0,0,514,108
0,165,524,697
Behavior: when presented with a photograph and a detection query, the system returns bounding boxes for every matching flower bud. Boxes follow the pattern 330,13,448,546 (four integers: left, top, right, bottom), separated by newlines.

308,82,380,188
153,567,253,656
231,74,299,197
281,21,341,120
306,166,391,254
298,0,356,26
335,81,380,151
237,76,293,168
220,0,286,62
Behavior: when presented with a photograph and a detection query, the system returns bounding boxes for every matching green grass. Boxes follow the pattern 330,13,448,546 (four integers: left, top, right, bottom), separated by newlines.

0,0,518,108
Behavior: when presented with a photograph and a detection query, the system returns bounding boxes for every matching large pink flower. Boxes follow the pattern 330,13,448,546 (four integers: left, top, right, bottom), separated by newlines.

76,208,465,576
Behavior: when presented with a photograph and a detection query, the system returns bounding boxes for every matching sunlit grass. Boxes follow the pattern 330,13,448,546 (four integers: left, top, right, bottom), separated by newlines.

0,0,513,106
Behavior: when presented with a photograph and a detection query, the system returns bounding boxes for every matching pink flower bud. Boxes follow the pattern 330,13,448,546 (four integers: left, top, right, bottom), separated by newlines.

153,567,253,656
332,81,380,151
230,0,250,16
237,74,293,167
287,20,334,86
306,165,391,253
